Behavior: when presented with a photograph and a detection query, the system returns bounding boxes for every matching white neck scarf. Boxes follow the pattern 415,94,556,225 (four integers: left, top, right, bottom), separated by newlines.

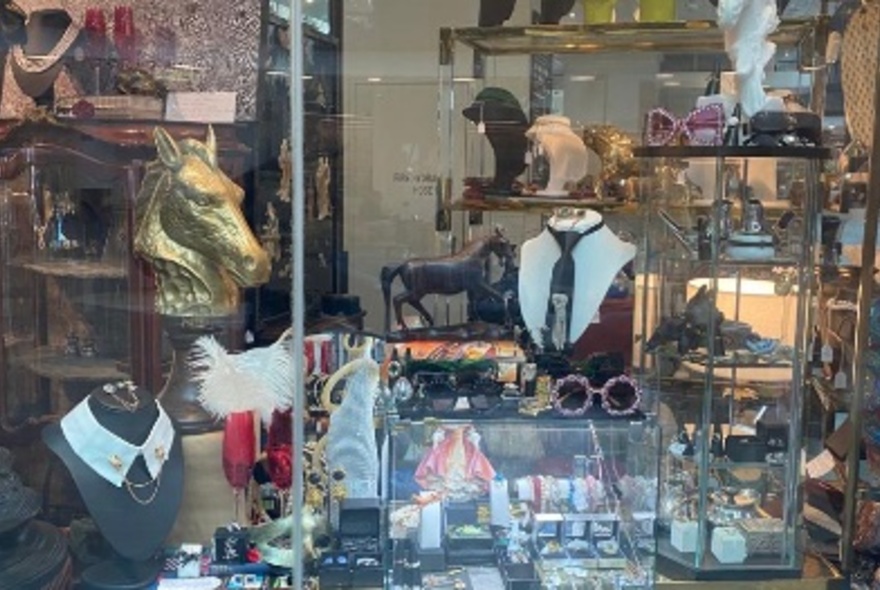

60,397,175,488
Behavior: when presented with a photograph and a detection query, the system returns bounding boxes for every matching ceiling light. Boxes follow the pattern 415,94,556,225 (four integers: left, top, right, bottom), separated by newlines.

570,75,597,82
367,77,382,82
655,72,675,79
663,80,681,87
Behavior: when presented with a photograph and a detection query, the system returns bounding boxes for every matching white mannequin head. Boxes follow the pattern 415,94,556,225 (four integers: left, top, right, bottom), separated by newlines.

526,115,588,196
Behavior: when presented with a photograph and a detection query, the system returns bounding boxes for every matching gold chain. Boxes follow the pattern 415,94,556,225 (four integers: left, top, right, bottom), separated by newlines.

124,471,162,506
103,381,140,413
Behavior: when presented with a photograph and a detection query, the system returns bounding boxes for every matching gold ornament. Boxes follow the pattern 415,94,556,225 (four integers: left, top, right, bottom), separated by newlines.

134,126,270,317
582,124,639,199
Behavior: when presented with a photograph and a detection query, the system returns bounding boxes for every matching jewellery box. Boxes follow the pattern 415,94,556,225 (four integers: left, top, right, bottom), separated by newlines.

317,551,351,588
213,525,248,564
499,556,540,590
445,501,494,565
339,498,383,588
725,435,768,463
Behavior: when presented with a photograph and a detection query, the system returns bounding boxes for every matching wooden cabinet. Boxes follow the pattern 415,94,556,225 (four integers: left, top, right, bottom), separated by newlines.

0,118,249,443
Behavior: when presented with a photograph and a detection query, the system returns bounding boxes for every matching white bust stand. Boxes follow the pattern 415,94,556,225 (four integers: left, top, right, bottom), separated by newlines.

526,115,588,196
518,209,636,348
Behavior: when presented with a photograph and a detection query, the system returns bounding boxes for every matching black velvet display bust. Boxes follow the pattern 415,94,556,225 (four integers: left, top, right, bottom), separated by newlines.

43,386,184,589
479,0,517,26
462,87,529,194
538,0,576,23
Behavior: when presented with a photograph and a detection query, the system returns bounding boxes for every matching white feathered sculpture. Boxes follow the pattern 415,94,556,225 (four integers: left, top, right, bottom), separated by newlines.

322,342,381,499
717,0,780,117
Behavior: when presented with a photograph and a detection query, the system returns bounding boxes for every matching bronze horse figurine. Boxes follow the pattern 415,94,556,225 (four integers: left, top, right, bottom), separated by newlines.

381,230,516,332
134,127,270,317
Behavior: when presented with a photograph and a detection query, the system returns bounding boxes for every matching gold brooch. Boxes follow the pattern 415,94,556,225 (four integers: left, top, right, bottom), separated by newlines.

154,446,166,461
108,455,123,471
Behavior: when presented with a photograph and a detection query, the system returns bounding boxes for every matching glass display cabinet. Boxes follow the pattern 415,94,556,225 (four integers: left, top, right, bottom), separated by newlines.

385,415,659,589
633,145,830,579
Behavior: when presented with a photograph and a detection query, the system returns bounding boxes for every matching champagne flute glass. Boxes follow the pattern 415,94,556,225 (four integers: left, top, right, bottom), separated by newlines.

113,6,136,65
84,8,107,94
266,409,293,516
222,411,256,523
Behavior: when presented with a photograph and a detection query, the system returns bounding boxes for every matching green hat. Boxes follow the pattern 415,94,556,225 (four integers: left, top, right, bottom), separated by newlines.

473,87,523,112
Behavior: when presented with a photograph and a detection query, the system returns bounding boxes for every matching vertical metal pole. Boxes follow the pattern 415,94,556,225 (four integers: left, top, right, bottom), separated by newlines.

289,0,305,586
841,22,880,573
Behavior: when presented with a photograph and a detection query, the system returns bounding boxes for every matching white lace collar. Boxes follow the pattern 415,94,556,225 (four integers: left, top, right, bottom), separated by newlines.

60,396,175,488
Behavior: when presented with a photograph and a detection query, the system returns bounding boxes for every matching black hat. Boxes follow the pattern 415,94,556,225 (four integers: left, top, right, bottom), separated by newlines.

0,450,40,535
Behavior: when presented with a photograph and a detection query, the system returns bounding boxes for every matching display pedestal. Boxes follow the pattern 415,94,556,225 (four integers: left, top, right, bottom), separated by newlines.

167,430,232,547
80,558,162,590
159,315,227,435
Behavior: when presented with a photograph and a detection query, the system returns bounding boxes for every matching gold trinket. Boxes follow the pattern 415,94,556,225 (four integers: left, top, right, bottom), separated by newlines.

109,455,123,471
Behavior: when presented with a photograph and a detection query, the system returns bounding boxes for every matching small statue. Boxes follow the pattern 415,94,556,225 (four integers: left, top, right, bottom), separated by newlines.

80,338,98,358
380,228,516,332
581,124,639,200
260,202,281,263
277,139,292,203
63,331,80,356
716,0,779,116
134,127,270,317
646,285,725,356
315,156,332,220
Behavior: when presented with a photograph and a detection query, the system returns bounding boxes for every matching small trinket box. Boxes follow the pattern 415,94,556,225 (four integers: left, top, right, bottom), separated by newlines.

176,543,203,578
213,524,248,564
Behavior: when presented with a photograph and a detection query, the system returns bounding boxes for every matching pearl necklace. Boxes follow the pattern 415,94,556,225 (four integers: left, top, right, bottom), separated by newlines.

12,22,80,74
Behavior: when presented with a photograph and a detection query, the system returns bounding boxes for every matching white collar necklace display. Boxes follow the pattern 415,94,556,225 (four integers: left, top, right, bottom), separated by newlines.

60,397,175,488
518,210,637,348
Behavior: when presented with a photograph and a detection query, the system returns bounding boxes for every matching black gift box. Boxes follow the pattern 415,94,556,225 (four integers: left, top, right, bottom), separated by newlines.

418,546,446,572
501,560,540,590
350,554,383,588
445,501,478,526
318,551,351,588
756,419,788,451
213,526,248,564
725,435,768,462
340,498,381,556
340,498,381,537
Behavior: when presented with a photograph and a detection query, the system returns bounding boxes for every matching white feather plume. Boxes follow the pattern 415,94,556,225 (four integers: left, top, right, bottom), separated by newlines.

189,330,294,424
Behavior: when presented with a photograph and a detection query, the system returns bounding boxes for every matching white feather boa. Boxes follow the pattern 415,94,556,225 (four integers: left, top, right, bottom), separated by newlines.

717,0,779,117
189,329,294,424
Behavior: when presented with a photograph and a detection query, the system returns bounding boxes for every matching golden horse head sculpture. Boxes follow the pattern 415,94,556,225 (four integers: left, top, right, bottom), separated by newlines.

134,126,270,317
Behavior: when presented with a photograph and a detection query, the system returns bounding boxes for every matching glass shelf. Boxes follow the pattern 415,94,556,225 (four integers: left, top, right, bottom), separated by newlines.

11,346,128,382
440,19,823,59
448,195,633,214
12,258,127,280
681,360,795,383
634,145,831,160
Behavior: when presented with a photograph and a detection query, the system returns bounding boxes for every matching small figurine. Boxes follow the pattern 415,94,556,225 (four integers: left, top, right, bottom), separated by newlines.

711,432,725,458
380,228,516,332
646,285,725,356
80,338,98,358
260,203,281,263
63,331,80,356
277,139,292,203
